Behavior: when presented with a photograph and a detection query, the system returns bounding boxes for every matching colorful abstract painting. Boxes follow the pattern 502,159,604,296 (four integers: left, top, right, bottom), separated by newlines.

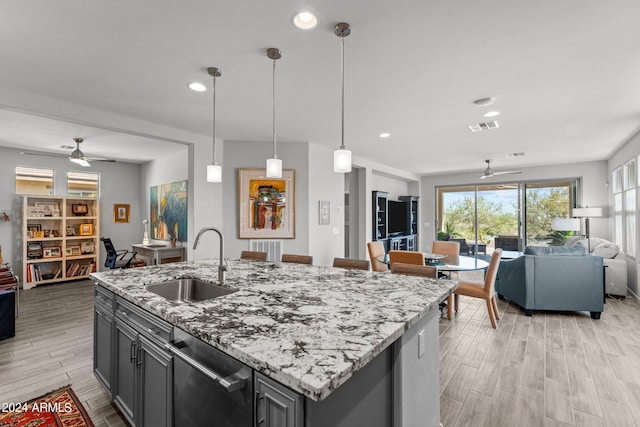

150,180,188,242
238,169,295,239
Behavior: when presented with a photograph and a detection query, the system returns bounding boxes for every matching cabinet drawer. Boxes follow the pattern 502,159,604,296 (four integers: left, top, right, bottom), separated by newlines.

115,297,172,345
94,284,114,311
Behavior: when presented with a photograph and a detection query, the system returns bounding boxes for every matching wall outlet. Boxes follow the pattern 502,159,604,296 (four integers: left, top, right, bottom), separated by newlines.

418,329,426,358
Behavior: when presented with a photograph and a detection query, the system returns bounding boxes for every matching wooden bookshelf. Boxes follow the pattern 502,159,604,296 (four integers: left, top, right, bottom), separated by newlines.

22,196,99,289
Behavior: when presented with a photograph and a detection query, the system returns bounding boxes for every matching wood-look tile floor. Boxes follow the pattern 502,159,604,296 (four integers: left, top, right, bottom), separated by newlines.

0,280,127,427
2,279,640,427
440,273,640,427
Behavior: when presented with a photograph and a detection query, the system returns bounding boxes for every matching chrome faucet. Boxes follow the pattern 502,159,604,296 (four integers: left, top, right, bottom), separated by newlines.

193,227,227,283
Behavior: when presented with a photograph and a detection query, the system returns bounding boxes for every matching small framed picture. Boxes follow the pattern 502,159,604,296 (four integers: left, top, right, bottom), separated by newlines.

72,203,89,216
33,230,45,239
79,223,93,236
66,226,76,236
113,203,130,223
43,246,61,258
66,245,81,256
81,241,95,255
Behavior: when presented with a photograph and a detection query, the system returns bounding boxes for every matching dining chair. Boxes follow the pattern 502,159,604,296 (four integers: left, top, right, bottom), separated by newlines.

390,262,436,278
281,254,313,265
453,248,503,329
332,258,370,270
367,241,388,272
240,250,268,261
431,241,460,265
388,250,425,268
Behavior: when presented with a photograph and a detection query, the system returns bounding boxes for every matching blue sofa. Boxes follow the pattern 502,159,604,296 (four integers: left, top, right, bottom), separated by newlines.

495,246,604,319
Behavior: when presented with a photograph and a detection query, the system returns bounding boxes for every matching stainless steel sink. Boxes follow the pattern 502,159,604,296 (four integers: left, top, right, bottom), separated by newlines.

145,278,237,302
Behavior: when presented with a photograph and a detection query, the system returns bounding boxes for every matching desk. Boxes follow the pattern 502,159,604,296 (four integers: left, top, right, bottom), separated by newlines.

132,244,186,265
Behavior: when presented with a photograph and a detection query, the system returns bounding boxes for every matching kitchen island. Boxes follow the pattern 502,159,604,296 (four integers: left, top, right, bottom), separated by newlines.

91,259,456,427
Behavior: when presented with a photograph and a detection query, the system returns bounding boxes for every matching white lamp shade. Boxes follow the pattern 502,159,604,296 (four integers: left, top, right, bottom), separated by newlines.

551,218,581,231
572,207,603,218
206,164,222,182
333,148,352,173
266,157,282,178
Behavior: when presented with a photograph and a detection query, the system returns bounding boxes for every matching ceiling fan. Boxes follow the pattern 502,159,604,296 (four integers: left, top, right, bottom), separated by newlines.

22,137,116,167
480,159,521,180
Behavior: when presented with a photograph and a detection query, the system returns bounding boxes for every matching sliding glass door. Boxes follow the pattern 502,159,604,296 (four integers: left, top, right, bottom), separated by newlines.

437,180,576,256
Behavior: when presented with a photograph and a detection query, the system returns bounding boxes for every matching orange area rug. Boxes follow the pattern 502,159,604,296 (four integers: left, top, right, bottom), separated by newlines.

0,385,94,427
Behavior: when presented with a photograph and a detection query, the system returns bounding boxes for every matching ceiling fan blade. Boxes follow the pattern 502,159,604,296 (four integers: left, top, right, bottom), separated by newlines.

492,170,522,176
21,150,68,159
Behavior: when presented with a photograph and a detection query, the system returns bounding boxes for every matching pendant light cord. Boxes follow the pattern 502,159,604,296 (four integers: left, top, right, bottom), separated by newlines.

212,73,217,165
272,57,278,159
340,34,345,150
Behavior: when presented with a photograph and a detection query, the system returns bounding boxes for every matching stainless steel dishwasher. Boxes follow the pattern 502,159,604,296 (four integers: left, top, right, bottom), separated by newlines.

166,328,253,427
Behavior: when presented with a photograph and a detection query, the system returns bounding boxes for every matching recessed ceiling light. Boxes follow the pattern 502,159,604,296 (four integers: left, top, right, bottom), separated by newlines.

293,12,318,30
188,82,207,92
483,111,501,118
473,97,494,106
379,132,390,138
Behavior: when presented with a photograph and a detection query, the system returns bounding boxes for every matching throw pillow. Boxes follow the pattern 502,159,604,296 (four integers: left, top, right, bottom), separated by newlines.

592,241,619,259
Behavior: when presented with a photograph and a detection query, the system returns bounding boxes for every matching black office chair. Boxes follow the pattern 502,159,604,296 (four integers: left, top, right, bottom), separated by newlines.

101,237,142,269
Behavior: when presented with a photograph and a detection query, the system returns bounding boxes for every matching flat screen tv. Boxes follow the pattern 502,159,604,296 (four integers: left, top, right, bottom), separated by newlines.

387,200,407,236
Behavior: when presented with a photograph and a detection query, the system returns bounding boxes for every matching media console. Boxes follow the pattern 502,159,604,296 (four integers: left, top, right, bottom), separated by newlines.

372,191,419,252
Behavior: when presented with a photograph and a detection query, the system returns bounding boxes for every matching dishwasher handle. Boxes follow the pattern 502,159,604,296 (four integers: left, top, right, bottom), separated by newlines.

164,342,247,393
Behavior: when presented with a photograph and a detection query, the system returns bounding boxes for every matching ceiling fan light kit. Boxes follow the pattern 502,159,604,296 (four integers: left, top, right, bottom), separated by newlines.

69,138,91,167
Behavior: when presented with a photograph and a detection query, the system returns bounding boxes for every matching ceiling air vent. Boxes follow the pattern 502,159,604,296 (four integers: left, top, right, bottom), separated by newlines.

468,121,500,133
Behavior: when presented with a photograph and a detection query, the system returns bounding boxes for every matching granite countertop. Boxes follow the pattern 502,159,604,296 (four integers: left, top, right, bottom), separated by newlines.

91,259,456,401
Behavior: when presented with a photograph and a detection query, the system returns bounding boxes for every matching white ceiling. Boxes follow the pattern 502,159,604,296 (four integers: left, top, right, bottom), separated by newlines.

1,0,639,175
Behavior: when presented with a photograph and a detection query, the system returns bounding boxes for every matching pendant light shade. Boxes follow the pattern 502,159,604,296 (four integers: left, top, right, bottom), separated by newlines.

334,22,352,173
207,67,222,183
266,48,283,178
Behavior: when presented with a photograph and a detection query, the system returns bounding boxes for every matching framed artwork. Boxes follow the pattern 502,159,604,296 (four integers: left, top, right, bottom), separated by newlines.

43,246,61,258
150,180,188,242
66,245,81,256
81,241,95,254
27,224,41,238
33,231,45,239
72,203,89,216
318,200,330,225
114,203,130,223
34,202,58,217
79,223,93,236
238,168,295,239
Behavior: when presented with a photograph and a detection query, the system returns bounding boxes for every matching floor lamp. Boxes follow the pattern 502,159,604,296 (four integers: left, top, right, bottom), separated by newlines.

572,207,603,252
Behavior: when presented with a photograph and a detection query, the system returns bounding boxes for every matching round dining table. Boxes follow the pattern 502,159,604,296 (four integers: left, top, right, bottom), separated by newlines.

433,255,489,272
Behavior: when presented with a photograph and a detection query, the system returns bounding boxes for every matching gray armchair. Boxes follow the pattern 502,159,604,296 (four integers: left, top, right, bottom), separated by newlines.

495,246,604,319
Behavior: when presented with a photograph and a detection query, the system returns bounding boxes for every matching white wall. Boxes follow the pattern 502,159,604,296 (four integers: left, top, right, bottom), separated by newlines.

308,143,345,266
372,173,410,201
0,146,142,272
419,160,609,252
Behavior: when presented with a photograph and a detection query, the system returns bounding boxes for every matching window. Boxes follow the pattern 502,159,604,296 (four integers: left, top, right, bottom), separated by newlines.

436,179,576,254
16,166,54,195
612,160,636,258
67,171,99,198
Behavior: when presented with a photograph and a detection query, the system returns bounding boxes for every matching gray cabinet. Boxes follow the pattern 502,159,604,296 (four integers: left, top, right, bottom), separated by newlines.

114,317,137,424
138,334,172,427
96,284,169,427
108,293,173,427
93,285,114,395
255,372,303,427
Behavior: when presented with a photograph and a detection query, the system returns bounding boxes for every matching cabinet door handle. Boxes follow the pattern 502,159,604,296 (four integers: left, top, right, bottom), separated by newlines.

137,346,143,366
130,341,136,362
